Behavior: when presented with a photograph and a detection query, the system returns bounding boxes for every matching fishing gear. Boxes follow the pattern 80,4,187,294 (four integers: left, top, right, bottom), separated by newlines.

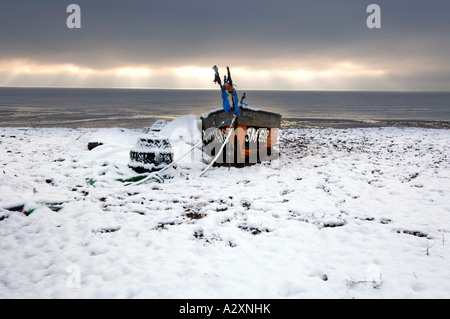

127,112,237,186
126,66,244,186
240,92,246,105
212,65,240,115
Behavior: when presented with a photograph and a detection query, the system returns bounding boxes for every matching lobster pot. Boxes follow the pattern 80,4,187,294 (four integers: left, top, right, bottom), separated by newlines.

143,120,168,134
128,136,173,173
201,107,281,167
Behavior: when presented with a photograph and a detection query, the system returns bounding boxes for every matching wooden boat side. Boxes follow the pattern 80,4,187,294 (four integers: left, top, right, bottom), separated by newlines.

201,107,281,166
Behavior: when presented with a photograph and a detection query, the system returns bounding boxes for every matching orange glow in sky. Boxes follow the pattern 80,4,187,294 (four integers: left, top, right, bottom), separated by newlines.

0,59,390,90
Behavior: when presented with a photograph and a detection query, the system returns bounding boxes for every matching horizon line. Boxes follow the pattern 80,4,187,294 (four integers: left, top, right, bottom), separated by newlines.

1,85,449,93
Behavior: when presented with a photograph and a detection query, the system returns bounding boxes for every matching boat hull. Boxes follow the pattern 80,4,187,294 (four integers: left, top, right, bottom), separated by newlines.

201,107,281,166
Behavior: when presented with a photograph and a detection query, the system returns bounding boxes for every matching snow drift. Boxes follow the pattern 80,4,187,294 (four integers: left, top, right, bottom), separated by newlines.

0,126,449,298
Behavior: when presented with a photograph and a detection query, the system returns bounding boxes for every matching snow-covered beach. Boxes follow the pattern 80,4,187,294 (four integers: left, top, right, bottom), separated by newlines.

1,124,449,298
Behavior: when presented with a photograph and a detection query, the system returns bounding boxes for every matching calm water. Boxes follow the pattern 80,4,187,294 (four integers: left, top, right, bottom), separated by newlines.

0,87,449,128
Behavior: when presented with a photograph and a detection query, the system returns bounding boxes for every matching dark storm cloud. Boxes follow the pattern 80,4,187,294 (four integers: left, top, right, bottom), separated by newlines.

1,0,450,89
0,1,447,66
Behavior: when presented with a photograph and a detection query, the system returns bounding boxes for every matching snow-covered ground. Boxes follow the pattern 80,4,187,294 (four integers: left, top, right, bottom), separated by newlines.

1,124,449,298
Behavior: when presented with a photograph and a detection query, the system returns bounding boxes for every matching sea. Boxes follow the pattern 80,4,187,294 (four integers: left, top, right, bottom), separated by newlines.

0,87,449,129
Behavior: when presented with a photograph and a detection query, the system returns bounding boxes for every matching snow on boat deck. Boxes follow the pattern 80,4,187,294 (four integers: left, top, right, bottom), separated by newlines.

0,126,449,298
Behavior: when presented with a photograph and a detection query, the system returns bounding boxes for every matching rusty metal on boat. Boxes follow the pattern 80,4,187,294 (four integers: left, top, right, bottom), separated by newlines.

201,106,281,167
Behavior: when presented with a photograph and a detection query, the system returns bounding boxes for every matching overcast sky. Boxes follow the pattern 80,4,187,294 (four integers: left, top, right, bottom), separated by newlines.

0,0,449,90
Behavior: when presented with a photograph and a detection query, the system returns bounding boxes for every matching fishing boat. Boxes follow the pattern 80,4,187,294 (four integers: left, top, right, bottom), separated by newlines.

200,106,281,167
128,65,281,178
200,65,281,167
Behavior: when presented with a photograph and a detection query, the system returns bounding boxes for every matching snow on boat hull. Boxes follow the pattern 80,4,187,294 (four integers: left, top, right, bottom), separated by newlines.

201,107,281,166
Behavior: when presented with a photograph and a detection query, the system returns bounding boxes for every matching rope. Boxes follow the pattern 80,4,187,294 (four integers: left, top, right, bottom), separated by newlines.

128,112,237,186
199,113,237,177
